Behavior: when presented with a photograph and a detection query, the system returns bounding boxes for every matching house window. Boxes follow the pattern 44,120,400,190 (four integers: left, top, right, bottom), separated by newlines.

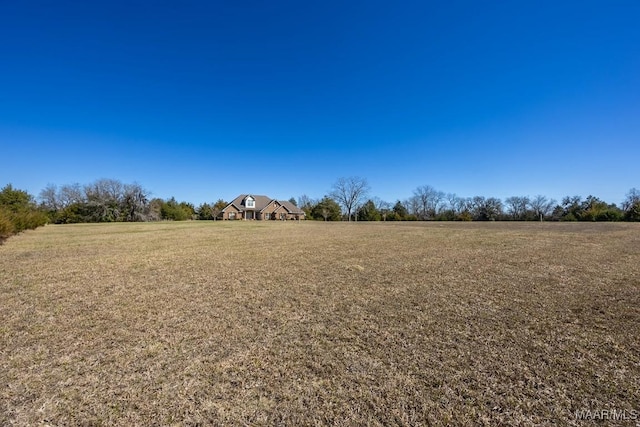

229,212,236,220
245,196,255,208
264,213,270,220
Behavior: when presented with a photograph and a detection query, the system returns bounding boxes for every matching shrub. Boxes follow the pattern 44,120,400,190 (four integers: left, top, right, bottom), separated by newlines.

0,208,15,242
595,208,623,222
0,185,48,243
385,212,399,221
160,198,192,221
456,212,473,221
436,210,457,221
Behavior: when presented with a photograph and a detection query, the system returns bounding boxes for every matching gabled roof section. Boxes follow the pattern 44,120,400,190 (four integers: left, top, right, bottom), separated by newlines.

279,200,305,214
221,202,241,212
222,194,272,212
273,204,288,213
221,194,252,212
251,195,272,211
259,199,282,213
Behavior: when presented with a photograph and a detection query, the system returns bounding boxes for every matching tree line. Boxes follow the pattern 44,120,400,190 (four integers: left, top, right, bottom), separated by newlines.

28,178,640,224
301,193,639,222
38,179,228,223
298,178,640,222
1,177,639,243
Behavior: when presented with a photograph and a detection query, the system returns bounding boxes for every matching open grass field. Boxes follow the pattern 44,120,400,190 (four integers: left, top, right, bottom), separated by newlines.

1,221,639,426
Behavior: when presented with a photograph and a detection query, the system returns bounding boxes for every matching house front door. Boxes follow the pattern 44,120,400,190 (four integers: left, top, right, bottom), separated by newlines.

246,211,254,220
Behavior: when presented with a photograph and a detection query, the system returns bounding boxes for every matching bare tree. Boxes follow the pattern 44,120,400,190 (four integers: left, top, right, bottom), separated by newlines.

211,199,227,220
622,188,640,211
39,183,60,211
445,193,458,214
505,196,530,220
297,194,316,216
413,185,445,219
85,178,123,204
373,197,391,221
83,179,125,222
412,189,427,219
622,188,640,221
470,196,503,221
123,182,150,221
59,183,84,208
460,197,474,217
529,195,555,221
405,196,420,218
330,177,370,221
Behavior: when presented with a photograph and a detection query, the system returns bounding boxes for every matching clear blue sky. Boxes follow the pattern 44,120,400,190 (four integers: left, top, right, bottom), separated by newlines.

1,1,638,206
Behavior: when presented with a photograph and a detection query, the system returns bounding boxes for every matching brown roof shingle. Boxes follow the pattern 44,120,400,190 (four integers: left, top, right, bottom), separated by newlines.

222,194,305,216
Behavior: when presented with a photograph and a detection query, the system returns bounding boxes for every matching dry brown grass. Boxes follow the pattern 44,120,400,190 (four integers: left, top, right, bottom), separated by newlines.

1,221,639,426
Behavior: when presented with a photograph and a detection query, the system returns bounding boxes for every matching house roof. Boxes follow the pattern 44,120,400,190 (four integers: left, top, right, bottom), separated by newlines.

280,200,304,214
259,200,281,213
221,194,305,215
222,194,271,212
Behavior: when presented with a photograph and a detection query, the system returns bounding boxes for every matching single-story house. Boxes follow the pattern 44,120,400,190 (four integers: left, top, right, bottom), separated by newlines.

219,194,305,220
